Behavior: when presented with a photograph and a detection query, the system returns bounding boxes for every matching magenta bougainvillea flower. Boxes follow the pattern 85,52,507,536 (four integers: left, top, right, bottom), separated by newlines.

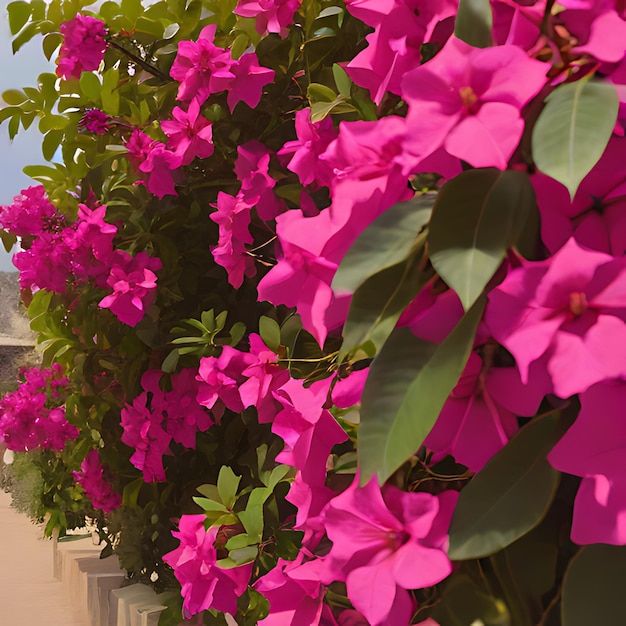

344,0,457,104
320,477,457,625
170,25,274,110
548,381,626,545
126,129,182,198
210,191,256,288
486,237,626,398
56,14,108,80
98,250,161,327
401,36,548,169
161,98,214,165
163,515,253,617
234,0,301,37
533,135,626,256
78,108,111,134
0,365,77,452
0,185,61,237
278,108,336,188
72,450,122,513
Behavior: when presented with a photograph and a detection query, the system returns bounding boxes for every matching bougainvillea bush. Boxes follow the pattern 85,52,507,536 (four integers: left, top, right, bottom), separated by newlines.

2,0,626,623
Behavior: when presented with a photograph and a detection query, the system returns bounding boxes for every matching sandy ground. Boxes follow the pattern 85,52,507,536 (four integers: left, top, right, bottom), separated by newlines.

0,489,86,626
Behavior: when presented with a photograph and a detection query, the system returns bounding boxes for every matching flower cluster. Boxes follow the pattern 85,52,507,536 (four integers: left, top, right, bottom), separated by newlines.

56,14,108,80
72,450,122,513
0,365,77,452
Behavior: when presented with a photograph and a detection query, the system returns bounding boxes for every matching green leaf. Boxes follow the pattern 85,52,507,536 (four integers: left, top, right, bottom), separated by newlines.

318,6,343,19
358,297,485,485
333,193,434,294
259,316,281,352
332,63,351,97
217,466,241,509
101,67,120,115
42,129,63,161
218,544,258,567
225,533,251,551
0,230,17,253
532,78,618,199
80,72,102,103
7,1,32,35
448,413,564,560
192,497,229,513
562,545,626,626
2,89,27,105
429,168,536,311
238,487,271,542
42,32,62,61
340,253,433,357
454,0,493,48
38,114,69,133
307,82,337,103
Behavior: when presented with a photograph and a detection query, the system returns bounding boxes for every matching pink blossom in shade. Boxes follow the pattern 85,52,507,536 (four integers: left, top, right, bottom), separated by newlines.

56,14,108,80
532,135,626,256
78,108,111,134
0,185,61,237
120,391,171,482
163,516,253,617
344,0,457,104
424,352,551,472
491,0,545,49
142,369,213,449
126,128,155,164
485,237,626,399
72,450,122,513
161,98,214,166
98,250,162,327
169,25,235,105
277,108,336,188
547,380,626,545
139,143,182,198
234,0,301,37
238,333,290,424
227,52,275,112
561,6,626,63
272,378,348,539
196,346,256,419
210,192,256,288
401,36,548,170
254,551,326,626
320,478,457,626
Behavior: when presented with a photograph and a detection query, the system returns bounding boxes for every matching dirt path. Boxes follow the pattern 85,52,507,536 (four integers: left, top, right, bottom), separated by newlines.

0,489,86,625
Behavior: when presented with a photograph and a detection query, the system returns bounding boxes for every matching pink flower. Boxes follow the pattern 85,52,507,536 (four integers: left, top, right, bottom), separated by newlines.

278,109,336,188
120,389,171,482
345,0,457,104
163,515,253,617
98,250,161,327
401,36,548,169
485,237,626,398
548,380,626,545
227,52,275,112
170,25,236,105
320,478,457,626
56,14,108,80
0,185,62,237
161,98,214,165
234,0,301,37
78,108,111,134
73,450,122,513
533,135,626,256
210,192,256,288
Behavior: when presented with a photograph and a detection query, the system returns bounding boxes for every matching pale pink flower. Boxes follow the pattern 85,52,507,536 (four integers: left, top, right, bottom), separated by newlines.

402,36,548,169
485,237,626,398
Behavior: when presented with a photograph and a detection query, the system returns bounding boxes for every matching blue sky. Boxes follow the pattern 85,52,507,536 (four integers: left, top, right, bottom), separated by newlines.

0,1,53,269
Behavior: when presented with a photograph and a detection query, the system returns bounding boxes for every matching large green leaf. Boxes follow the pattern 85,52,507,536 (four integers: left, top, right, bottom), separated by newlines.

358,297,485,485
532,78,618,199
339,253,433,358
562,545,626,626
448,413,563,560
333,194,434,293
454,0,493,48
429,168,535,311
